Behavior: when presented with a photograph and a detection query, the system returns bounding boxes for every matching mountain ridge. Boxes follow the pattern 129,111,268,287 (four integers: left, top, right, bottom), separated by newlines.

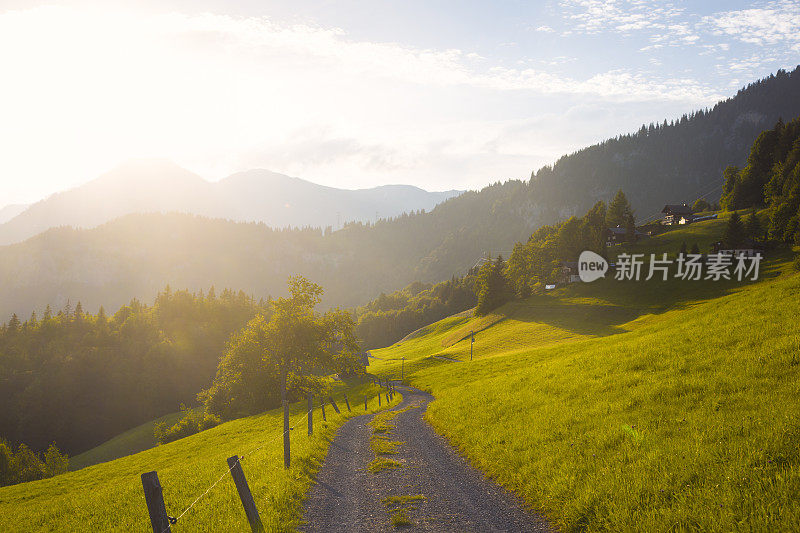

0,161,462,245
2,67,800,321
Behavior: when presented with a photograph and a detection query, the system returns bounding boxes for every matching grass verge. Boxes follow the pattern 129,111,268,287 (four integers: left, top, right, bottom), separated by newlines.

370,227,800,530
0,380,401,532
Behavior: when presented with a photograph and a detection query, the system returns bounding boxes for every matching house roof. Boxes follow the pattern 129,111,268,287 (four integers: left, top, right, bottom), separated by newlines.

662,204,693,215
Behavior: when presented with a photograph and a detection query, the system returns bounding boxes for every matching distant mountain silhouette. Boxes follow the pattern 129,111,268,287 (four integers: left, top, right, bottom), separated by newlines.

0,204,29,224
0,160,461,245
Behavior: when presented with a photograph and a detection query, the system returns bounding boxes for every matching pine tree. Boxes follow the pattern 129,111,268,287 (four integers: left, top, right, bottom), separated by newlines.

723,212,746,248
7,314,20,333
624,211,636,242
606,190,633,228
744,211,763,241
475,256,512,316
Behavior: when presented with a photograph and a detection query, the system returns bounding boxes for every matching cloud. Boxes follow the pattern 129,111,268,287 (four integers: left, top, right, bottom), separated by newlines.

557,0,800,52
0,4,726,199
558,0,687,35
702,1,800,46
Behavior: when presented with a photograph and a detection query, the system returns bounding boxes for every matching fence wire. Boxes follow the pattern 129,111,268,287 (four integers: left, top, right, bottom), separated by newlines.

146,386,396,532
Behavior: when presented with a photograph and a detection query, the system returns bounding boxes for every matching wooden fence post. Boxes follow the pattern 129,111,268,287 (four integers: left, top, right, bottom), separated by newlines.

320,398,326,421
308,394,313,436
141,471,172,533
227,456,264,532
378,392,382,406
343,393,351,412
282,373,290,469
328,396,341,414
386,392,390,404
364,396,368,411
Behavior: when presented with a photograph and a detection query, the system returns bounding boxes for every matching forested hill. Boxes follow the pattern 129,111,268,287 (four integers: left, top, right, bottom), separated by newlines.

530,67,800,221
2,67,800,320
0,180,534,320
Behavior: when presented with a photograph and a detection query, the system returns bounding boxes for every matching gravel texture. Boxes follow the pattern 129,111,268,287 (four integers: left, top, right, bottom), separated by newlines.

301,386,553,532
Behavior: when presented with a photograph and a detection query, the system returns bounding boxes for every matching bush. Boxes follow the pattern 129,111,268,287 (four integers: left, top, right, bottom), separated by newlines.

154,406,221,445
0,440,68,487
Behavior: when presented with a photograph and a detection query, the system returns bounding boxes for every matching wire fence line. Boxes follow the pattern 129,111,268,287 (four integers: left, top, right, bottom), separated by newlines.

160,421,299,533
141,382,398,532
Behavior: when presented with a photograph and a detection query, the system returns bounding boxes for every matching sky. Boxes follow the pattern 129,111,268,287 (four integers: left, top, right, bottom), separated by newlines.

0,0,799,205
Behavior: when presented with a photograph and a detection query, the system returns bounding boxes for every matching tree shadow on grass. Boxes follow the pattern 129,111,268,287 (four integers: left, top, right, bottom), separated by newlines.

456,251,793,341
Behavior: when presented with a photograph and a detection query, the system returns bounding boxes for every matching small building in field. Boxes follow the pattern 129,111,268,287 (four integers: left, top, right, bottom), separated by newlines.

710,239,765,258
662,204,695,225
606,226,650,245
559,261,581,284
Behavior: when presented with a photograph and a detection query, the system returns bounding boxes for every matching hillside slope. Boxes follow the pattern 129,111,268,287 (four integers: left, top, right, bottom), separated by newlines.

0,179,534,320
531,67,800,221
0,381,400,532
2,68,799,321
369,223,800,530
0,204,28,224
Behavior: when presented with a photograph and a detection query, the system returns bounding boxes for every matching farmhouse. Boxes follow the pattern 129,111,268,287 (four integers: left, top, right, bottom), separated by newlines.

661,204,694,225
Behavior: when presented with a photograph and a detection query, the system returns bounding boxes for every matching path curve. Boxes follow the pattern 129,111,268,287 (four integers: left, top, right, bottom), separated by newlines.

301,387,552,532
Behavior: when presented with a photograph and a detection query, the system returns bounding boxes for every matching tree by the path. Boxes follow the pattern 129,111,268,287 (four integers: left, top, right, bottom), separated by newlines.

202,276,362,419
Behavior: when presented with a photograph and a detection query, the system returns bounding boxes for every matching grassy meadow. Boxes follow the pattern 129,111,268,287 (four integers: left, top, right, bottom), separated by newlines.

0,381,400,532
70,411,185,471
370,217,800,531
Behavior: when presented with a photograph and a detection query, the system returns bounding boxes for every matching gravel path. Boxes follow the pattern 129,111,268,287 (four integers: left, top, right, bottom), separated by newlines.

301,387,552,532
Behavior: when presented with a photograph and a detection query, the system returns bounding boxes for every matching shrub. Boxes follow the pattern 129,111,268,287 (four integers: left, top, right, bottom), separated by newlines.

0,440,68,487
154,406,221,445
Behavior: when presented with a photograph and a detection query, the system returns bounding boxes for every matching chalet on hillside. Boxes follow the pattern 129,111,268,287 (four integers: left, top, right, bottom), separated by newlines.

662,204,694,225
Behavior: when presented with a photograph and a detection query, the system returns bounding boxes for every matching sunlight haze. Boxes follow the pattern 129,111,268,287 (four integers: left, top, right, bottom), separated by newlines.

1,0,799,204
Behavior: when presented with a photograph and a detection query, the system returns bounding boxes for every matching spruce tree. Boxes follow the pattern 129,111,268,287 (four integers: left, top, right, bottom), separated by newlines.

744,211,763,241
723,212,746,248
606,190,633,228
475,256,512,316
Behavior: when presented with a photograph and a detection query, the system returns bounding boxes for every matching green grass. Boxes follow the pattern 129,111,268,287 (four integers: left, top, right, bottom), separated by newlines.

70,411,185,471
0,381,401,532
368,457,402,473
372,220,800,531
390,509,413,527
367,407,411,473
